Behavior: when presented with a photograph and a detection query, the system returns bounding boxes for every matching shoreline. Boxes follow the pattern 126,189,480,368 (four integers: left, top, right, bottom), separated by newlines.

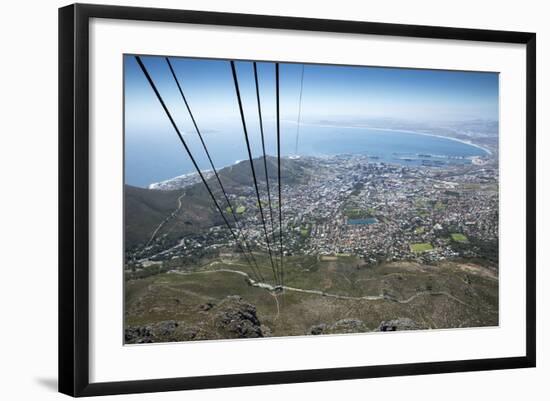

148,169,213,190
147,123,493,188
284,120,493,156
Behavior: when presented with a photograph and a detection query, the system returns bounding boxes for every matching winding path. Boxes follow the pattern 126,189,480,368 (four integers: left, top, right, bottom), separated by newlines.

167,268,493,312
144,192,186,249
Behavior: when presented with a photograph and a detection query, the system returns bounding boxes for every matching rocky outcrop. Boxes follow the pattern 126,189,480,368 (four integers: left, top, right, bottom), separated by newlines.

125,320,214,344
213,295,265,338
125,295,269,344
309,323,328,335
376,318,424,331
309,319,369,335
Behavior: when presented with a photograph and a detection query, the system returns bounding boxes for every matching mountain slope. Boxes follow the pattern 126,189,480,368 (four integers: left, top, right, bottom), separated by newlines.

125,156,315,252
125,185,222,251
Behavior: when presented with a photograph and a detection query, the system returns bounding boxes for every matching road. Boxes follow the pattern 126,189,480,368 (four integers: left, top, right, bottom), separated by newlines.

144,192,186,249
167,268,492,311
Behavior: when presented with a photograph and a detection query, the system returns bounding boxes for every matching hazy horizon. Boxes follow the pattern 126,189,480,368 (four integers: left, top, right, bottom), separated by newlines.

124,55,498,187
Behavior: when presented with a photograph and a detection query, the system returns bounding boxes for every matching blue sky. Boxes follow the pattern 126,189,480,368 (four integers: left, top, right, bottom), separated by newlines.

125,55,499,135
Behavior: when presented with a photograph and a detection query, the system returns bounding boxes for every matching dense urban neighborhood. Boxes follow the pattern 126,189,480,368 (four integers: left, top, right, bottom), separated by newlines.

127,153,498,270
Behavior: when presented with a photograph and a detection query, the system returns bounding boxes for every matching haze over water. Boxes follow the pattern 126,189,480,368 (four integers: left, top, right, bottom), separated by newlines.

125,122,487,188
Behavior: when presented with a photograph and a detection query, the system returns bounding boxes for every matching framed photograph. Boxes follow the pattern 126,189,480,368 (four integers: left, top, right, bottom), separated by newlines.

59,3,536,397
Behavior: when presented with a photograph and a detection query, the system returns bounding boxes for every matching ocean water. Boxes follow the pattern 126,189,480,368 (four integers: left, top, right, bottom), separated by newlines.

125,123,488,188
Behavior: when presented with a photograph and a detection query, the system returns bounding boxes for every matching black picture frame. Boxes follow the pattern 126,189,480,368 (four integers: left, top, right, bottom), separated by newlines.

59,3,536,397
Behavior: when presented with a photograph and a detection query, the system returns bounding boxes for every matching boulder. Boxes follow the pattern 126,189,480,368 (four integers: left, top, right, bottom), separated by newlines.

125,296,270,343
376,318,423,332
309,324,328,335
308,319,369,335
214,295,264,338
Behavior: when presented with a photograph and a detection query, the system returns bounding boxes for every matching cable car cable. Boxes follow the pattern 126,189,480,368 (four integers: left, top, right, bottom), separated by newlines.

135,56,262,283
230,60,279,285
165,57,265,283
